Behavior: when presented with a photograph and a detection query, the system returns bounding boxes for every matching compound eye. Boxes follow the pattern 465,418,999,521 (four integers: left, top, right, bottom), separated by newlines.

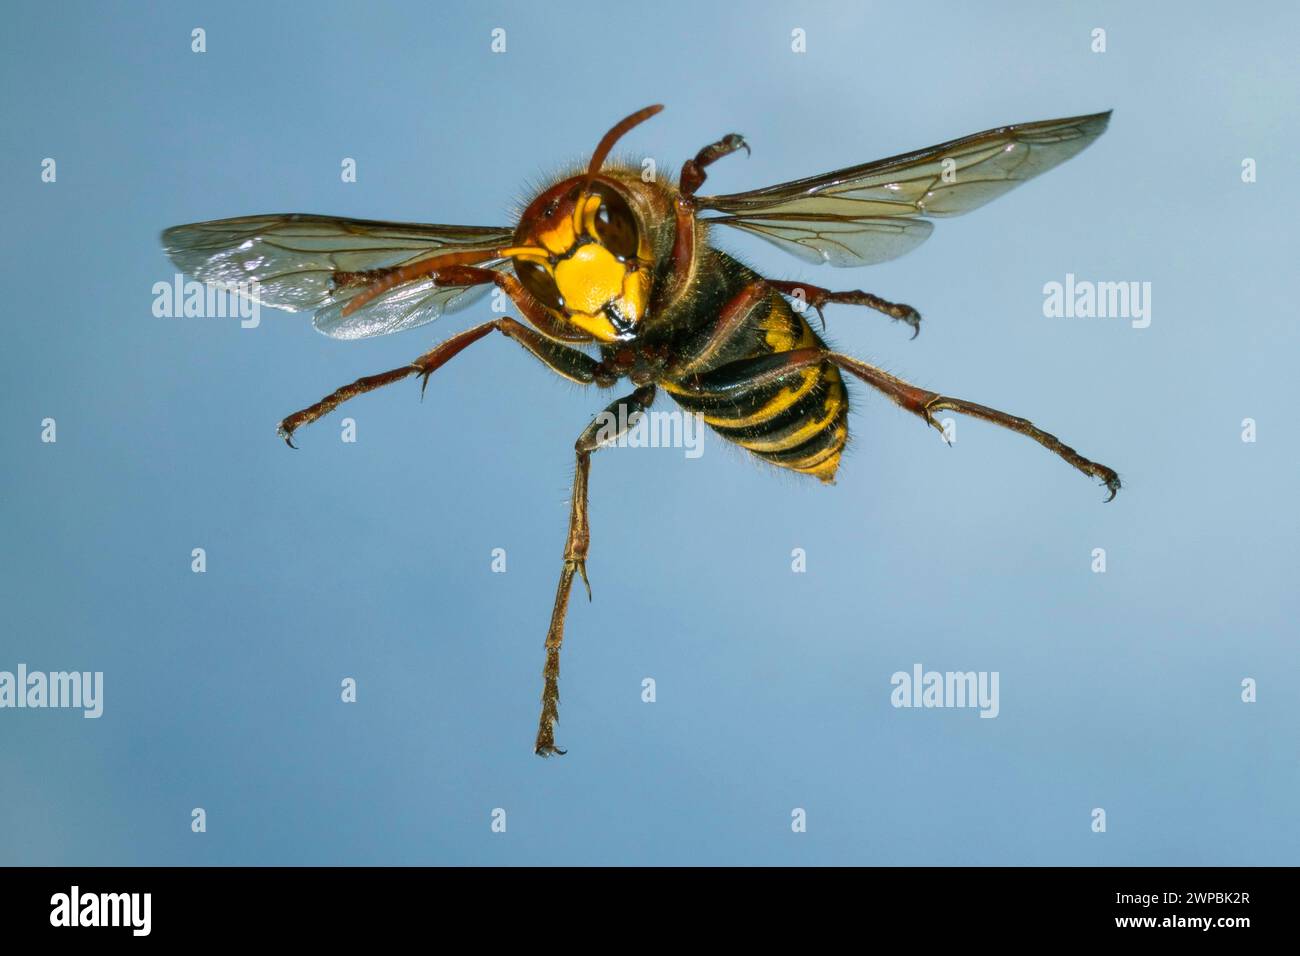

515,259,564,311
590,186,639,261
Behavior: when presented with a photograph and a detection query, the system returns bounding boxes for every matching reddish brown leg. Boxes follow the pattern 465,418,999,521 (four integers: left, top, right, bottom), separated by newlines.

767,280,922,338
276,318,598,445
336,248,521,317
834,353,1120,499
433,265,591,343
536,385,657,757
673,280,768,375
679,133,749,198
677,348,1120,500
669,134,750,302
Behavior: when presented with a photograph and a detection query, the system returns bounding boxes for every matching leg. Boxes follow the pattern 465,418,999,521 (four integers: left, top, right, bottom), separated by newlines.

431,265,591,343
766,280,922,338
829,353,1120,499
679,133,750,199
676,348,1120,500
669,132,749,300
673,280,769,376
277,317,599,445
335,247,523,317
536,385,657,756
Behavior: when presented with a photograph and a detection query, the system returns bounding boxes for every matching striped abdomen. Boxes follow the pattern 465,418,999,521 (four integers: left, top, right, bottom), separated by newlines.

660,255,848,482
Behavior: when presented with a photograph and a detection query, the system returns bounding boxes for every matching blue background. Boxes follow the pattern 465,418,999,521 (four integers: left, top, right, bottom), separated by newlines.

2,1,1297,865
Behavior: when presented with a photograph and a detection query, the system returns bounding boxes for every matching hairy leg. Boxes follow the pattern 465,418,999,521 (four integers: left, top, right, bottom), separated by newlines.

679,133,750,199
536,384,657,756
277,318,599,446
766,280,922,339
674,347,1120,500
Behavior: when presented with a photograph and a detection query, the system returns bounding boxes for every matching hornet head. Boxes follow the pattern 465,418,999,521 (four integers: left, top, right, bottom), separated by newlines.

507,105,664,343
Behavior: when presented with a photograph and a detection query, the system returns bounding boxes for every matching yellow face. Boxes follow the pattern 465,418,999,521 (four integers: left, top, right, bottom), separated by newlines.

510,180,651,343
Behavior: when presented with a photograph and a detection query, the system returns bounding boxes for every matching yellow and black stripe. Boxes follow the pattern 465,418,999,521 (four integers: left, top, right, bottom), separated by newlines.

661,256,848,482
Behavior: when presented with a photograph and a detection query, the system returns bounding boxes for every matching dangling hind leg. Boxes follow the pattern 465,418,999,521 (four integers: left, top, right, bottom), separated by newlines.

535,385,657,756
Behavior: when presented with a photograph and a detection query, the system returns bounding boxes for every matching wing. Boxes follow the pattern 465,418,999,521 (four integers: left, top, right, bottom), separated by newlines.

699,111,1110,267
161,214,513,339
708,217,934,267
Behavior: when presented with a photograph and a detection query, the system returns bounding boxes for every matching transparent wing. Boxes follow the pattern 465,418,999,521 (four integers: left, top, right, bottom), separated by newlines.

699,111,1110,266
161,214,512,338
707,216,933,266
309,277,501,340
